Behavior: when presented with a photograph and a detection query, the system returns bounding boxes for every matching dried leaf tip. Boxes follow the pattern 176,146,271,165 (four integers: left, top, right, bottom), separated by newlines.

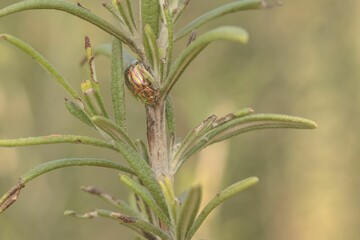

81,186,102,195
84,36,91,49
0,181,25,213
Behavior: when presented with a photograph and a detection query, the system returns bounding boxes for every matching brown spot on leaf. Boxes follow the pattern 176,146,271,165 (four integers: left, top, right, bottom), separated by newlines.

77,3,91,11
111,212,137,223
186,31,197,46
0,181,25,213
81,186,102,195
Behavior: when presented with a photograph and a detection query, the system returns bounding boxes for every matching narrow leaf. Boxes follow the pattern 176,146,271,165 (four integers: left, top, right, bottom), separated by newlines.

120,175,171,226
211,107,254,128
112,0,134,34
0,34,79,99
0,1,140,54
65,98,95,128
176,186,202,240
175,0,265,41
141,0,160,37
135,139,150,164
81,186,141,218
210,113,318,144
144,24,160,74
111,38,127,129
141,0,160,63
0,158,134,213
171,114,217,172
84,37,109,118
161,26,249,99
102,2,125,25
173,0,191,24
165,97,176,148
186,177,259,239
159,177,177,223
92,116,136,150
125,0,137,31
159,0,174,76
180,112,318,165
64,209,141,235
130,192,155,224
114,141,169,216
21,158,135,183
100,209,171,240
0,134,117,152
81,80,105,116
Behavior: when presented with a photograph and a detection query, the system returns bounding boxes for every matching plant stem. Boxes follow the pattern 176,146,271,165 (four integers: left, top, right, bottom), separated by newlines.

146,102,170,182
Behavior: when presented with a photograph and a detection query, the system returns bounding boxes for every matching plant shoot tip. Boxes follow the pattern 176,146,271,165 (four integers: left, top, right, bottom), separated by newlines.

84,36,91,48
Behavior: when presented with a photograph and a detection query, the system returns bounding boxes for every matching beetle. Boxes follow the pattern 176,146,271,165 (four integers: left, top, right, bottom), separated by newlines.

124,60,159,105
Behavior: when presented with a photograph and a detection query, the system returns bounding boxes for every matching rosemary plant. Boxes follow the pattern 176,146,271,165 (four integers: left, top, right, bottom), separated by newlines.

0,0,317,239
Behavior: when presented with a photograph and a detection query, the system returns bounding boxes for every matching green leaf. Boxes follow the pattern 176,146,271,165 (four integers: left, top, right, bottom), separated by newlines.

91,116,136,150
161,26,249,99
0,158,135,213
209,113,318,144
81,80,107,117
120,175,171,226
0,0,140,54
125,0,137,31
175,0,265,41
112,0,134,34
84,37,109,118
159,176,177,223
165,97,176,148
65,99,95,128
0,134,118,152
176,186,202,240
171,114,217,172
64,209,142,235
180,112,318,165
21,158,134,183
141,0,160,63
66,209,171,240
0,34,79,99
111,38,127,130
135,139,150,164
114,141,169,216
81,186,141,218
141,0,160,37
186,177,259,239
102,2,125,25
144,24,161,74
159,0,174,77
129,191,155,224
173,0,191,24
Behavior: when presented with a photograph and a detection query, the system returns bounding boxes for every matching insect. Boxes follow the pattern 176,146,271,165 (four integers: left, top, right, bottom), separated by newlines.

124,60,159,105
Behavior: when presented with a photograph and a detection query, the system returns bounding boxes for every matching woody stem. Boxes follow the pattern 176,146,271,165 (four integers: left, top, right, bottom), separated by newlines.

146,102,171,182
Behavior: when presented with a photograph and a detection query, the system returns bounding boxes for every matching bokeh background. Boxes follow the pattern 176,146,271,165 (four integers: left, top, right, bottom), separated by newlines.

0,0,359,239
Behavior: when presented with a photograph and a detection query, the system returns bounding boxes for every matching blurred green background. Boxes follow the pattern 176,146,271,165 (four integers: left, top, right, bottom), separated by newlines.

0,0,359,239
